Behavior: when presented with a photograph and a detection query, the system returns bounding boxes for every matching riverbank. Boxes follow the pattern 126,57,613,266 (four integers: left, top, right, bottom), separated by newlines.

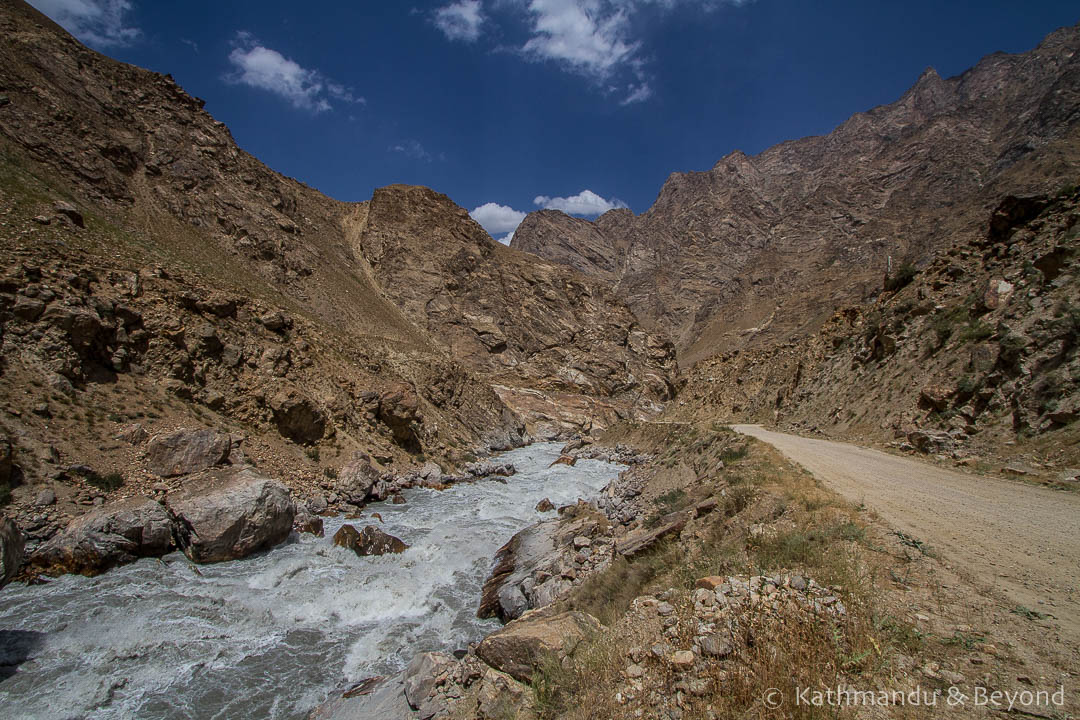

0,443,623,719
327,422,1077,719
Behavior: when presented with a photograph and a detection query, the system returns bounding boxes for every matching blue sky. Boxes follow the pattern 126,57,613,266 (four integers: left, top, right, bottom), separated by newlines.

28,1,1080,243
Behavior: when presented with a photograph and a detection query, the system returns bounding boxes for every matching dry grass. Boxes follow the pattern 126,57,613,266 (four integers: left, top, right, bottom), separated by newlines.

538,432,931,719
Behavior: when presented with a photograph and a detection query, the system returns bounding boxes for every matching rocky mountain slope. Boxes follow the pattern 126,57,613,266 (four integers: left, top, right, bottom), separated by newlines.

0,0,673,545
512,24,1080,364
674,187,1080,473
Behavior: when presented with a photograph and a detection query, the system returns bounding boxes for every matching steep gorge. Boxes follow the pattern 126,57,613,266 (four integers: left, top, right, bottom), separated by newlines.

0,0,673,539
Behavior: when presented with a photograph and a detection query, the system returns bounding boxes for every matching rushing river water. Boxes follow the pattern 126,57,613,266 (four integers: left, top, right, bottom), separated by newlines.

0,442,623,720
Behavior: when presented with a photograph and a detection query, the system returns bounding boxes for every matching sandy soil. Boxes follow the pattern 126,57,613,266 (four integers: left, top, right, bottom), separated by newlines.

733,424,1080,651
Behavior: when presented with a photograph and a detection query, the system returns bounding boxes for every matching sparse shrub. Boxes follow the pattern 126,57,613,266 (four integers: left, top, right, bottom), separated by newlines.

305,447,320,462
723,484,755,517
323,466,337,479
719,444,749,463
884,261,917,292
87,472,124,492
959,321,994,343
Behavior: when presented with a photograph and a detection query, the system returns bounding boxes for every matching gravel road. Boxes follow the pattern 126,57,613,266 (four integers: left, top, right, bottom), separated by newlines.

733,425,1080,646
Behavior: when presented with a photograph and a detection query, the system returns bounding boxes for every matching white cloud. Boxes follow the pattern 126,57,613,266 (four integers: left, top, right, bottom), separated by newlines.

434,0,486,42
520,0,637,78
470,202,526,235
433,1,748,105
620,81,652,105
226,33,364,113
29,0,140,48
534,189,626,215
389,139,432,162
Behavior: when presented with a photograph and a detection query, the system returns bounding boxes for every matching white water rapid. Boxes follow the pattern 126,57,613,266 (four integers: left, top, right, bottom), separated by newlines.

0,442,623,719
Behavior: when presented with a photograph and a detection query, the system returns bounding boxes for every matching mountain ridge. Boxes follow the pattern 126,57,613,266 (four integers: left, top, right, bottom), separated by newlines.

511,21,1080,364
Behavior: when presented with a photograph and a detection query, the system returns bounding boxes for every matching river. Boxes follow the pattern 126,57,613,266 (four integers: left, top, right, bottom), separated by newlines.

0,442,623,719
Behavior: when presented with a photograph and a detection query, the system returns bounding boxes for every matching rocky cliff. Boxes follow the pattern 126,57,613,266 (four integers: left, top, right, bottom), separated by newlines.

512,24,1080,365
674,187,1080,471
0,0,673,544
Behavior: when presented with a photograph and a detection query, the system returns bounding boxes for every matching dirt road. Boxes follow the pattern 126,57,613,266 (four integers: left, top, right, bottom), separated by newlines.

733,425,1080,645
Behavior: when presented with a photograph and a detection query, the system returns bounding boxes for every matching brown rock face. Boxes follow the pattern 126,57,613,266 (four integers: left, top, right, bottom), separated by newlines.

144,429,232,477
269,392,326,445
0,0,674,531
166,467,295,563
333,523,408,556
0,516,25,587
350,184,678,426
512,26,1080,363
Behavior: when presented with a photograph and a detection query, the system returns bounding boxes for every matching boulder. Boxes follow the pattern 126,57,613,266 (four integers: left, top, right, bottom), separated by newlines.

333,524,408,556
560,436,587,454
907,429,954,454
402,651,454,710
476,667,536,720
1,516,24,588
549,455,576,468
615,510,690,557
535,498,555,513
378,383,423,448
464,461,516,478
270,392,326,445
144,428,232,477
918,385,952,412
478,520,558,622
33,488,56,507
293,507,324,537
29,496,174,576
166,467,295,563
54,200,84,227
337,452,381,502
476,610,602,683
307,673,412,720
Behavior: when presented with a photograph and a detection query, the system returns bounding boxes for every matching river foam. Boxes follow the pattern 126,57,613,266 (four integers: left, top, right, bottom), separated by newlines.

0,442,622,719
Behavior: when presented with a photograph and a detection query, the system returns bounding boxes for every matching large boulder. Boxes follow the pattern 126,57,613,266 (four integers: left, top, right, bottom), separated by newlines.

1,516,24,588
377,383,422,449
478,520,558,622
336,452,382,502
476,610,601,682
270,392,326,445
144,428,232,477
333,524,408,556
29,496,174,576
166,467,295,563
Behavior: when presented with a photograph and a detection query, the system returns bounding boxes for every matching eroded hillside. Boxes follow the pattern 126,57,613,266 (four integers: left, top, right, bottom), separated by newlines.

675,187,1080,475
0,0,674,540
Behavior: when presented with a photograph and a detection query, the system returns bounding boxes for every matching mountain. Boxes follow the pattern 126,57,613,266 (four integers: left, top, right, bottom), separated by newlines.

674,187,1080,467
512,24,1080,364
0,0,674,525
